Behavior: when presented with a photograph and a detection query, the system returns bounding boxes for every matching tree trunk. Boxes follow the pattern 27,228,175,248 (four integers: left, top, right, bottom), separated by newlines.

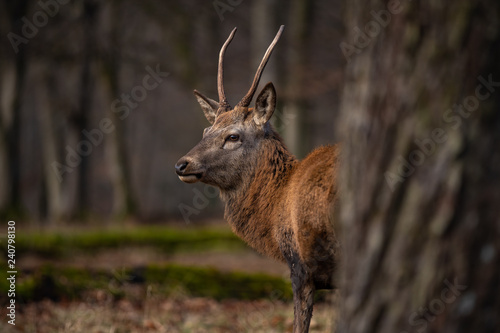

1,0,29,219
38,65,64,224
284,0,311,158
75,0,98,218
0,55,15,214
100,0,137,220
337,1,500,332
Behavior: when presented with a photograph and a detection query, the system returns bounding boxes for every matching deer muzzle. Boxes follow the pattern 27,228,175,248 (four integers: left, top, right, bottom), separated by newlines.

175,157,204,183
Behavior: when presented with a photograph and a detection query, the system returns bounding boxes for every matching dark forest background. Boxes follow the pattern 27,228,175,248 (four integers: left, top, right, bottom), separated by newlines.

0,0,344,225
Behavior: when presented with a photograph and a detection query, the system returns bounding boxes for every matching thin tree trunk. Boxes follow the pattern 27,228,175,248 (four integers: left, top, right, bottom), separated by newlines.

0,120,8,211
38,65,64,225
102,0,136,219
2,0,29,219
0,59,15,213
337,1,500,332
285,0,311,158
75,0,98,218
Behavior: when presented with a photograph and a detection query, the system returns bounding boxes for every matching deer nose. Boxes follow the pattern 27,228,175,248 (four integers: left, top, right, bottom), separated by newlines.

175,159,188,175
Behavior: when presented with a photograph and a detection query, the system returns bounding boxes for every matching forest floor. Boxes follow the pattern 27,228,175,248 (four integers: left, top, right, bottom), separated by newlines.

0,290,337,333
0,223,338,332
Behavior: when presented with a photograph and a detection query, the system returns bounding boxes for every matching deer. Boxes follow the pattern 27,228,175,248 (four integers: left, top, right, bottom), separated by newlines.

175,25,340,333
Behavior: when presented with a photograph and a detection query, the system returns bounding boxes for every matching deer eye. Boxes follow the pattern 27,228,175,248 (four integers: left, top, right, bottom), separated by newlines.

227,134,240,142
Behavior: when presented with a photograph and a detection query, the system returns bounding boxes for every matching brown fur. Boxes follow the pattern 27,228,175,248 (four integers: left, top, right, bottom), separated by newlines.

224,131,339,271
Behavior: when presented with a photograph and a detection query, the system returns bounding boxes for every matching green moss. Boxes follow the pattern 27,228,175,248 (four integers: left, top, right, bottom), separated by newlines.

144,264,293,301
6,226,247,258
0,263,292,304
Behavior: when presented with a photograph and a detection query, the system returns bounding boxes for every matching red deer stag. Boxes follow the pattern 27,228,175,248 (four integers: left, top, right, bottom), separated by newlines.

175,25,339,333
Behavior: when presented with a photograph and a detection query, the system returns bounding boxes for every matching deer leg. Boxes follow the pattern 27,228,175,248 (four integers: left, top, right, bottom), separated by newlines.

290,260,315,333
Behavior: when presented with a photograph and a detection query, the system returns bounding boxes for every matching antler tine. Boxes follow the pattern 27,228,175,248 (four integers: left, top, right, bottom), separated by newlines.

237,25,284,108
218,27,237,111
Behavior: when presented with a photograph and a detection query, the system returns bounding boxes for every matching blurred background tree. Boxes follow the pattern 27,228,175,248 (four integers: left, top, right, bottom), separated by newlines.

0,0,344,225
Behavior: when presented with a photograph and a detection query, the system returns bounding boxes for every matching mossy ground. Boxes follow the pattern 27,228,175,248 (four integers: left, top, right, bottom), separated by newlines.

0,224,337,331
0,263,294,304
8,225,247,258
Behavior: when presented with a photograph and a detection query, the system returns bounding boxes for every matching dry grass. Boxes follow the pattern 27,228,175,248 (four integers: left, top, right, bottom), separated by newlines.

1,292,338,333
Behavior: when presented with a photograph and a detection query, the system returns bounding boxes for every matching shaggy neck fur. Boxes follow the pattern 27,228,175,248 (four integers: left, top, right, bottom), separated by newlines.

220,128,297,261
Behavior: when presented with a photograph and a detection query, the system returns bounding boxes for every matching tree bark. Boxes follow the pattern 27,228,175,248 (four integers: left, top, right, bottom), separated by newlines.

337,1,500,332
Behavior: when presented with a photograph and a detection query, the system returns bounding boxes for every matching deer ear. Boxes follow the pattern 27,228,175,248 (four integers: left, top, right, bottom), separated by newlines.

194,90,219,124
254,82,276,126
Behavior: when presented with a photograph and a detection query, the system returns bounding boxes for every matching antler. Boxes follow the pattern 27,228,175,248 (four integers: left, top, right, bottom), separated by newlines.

218,27,237,111
237,25,284,108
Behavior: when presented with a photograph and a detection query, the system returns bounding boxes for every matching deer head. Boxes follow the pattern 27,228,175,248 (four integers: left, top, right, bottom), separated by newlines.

175,26,285,191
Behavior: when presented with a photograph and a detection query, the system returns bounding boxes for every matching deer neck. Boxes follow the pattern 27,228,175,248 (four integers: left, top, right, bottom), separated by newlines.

220,132,297,260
